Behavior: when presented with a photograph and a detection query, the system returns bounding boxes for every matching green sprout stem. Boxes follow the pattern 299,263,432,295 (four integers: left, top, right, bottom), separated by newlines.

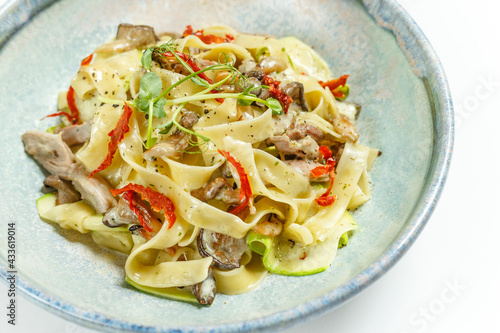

146,100,154,148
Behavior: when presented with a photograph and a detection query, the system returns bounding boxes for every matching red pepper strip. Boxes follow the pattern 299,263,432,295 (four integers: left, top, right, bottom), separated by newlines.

218,150,252,215
66,86,80,124
183,25,235,44
315,158,337,206
163,51,224,103
319,75,349,98
311,164,330,178
89,102,133,178
183,25,194,37
311,146,334,177
319,145,332,159
81,53,93,66
41,111,73,121
262,75,293,114
110,183,177,229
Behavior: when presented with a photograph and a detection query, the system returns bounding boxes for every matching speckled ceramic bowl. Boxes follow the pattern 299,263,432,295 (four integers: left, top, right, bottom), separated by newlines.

0,0,453,331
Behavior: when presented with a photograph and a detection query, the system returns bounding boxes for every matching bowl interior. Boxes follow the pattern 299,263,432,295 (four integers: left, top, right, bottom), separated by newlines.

0,0,436,330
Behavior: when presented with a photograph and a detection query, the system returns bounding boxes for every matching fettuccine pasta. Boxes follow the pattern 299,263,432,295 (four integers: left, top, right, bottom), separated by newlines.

22,23,379,305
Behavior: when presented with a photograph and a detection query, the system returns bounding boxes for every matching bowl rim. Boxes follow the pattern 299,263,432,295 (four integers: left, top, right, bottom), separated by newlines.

0,0,454,331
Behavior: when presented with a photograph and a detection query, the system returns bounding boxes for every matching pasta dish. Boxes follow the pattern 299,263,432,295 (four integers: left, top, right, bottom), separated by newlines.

21,24,379,305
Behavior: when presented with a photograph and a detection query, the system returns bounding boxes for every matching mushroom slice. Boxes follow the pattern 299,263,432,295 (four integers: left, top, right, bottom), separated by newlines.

197,229,246,270
58,121,92,146
283,82,309,111
43,175,81,204
102,195,139,228
21,130,74,178
192,267,217,305
94,24,159,53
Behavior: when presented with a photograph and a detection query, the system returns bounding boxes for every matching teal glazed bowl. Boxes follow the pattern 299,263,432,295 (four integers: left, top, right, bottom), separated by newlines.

0,0,453,331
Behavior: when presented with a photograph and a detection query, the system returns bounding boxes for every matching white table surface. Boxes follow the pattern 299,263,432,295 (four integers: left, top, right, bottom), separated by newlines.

2,0,499,332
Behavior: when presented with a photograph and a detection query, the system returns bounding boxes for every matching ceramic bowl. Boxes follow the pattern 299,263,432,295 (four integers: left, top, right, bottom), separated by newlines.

0,0,453,331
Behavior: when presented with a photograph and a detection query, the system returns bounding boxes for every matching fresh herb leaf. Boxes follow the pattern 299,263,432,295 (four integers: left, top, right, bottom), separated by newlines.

153,98,167,118
265,98,283,115
135,96,150,111
139,72,162,101
141,48,153,70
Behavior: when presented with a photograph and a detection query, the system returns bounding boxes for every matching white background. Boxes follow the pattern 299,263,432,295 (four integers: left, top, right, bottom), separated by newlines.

2,0,499,332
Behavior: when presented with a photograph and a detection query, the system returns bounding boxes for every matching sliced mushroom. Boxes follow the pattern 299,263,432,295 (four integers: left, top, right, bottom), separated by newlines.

43,175,81,204
283,82,309,111
143,111,198,161
179,111,199,128
103,195,139,228
95,24,159,53
192,267,216,305
152,50,192,75
68,164,117,214
21,130,75,178
219,162,233,179
191,177,240,205
191,177,227,202
269,134,320,160
197,229,246,270
286,122,323,142
245,77,262,97
246,69,265,81
58,121,92,146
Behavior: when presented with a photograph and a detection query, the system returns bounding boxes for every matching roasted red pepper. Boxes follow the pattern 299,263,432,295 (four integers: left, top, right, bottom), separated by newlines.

65,86,80,124
183,25,235,44
310,164,330,178
162,51,224,103
311,146,334,177
319,145,333,159
110,183,177,229
89,102,133,178
262,75,293,114
80,54,94,66
183,25,193,37
218,150,252,215
312,146,337,206
319,75,349,99
315,157,336,206
44,54,93,124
